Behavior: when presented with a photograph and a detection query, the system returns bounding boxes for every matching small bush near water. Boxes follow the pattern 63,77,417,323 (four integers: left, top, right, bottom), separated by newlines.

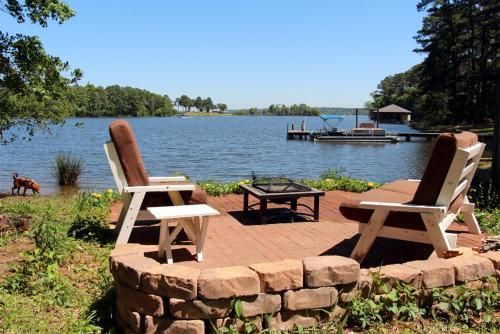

54,152,83,185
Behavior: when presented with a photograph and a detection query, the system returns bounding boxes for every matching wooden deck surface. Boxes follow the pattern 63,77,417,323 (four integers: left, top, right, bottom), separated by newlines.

110,191,481,269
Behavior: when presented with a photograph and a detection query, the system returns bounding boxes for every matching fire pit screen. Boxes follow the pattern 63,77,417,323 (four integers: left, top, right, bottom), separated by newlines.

251,176,311,193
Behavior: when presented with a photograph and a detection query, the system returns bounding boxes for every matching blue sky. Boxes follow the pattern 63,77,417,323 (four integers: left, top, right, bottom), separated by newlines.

3,0,425,109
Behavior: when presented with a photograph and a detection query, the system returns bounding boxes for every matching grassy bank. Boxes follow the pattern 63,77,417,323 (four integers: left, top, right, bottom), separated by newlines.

0,192,118,333
179,111,231,117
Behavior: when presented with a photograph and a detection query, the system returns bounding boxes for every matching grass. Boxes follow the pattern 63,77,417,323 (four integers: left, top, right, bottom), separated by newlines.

0,193,116,333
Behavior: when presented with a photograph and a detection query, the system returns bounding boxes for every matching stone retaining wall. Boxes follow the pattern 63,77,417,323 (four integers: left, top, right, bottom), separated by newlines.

110,244,500,334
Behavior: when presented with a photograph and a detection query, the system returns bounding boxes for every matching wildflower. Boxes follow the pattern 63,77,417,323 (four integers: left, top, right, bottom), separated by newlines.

367,182,374,188
106,189,114,194
325,178,333,182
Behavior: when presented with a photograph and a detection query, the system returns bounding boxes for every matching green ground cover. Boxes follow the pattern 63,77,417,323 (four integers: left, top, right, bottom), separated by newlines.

0,176,498,333
197,169,380,196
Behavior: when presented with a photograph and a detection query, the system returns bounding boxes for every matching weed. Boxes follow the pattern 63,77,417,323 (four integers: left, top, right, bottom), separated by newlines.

470,179,500,210
429,280,499,328
54,152,83,185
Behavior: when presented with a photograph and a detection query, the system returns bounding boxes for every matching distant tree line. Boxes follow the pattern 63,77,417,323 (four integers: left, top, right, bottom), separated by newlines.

175,94,228,113
234,104,320,116
368,0,499,125
7,84,233,119
68,84,176,117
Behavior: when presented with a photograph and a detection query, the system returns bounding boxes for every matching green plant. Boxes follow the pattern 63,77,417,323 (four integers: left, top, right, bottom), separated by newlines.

429,281,499,327
68,191,116,242
347,272,421,329
198,180,250,196
54,152,83,185
301,169,379,193
474,209,500,235
2,208,75,307
469,179,500,211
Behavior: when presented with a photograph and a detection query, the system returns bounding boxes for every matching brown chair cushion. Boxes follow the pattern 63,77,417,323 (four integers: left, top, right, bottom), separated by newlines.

109,120,149,186
339,132,479,231
412,131,478,205
109,120,208,207
339,182,426,231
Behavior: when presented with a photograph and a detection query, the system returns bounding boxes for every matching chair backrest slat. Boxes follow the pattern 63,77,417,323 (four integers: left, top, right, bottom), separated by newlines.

104,141,128,194
451,179,469,203
460,162,476,180
436,142,485,207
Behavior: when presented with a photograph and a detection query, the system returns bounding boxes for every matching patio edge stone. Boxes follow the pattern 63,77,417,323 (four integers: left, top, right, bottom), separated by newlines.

197,266,260,299
249,259,303,292
303,255,360,287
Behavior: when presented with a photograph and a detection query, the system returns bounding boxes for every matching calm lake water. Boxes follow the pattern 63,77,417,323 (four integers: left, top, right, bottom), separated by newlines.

0,115,431,194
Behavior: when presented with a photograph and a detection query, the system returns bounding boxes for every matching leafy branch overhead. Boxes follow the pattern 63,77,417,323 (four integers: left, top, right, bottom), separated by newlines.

0,0,81,143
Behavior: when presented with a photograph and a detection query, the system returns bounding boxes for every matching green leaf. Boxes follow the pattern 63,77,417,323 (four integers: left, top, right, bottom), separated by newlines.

471,296,482,311
233,299,243,318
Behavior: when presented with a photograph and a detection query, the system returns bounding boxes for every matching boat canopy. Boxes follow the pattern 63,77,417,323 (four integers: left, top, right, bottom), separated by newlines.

320,115,344,121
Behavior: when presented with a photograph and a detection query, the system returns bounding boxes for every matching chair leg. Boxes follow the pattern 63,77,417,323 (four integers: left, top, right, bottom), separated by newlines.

182,218,197,244
116,193,132,232
462,197,481,234
158,219,168,259
421,213,452,258
350,210,389,263
194,217,209,262
116,192,145,245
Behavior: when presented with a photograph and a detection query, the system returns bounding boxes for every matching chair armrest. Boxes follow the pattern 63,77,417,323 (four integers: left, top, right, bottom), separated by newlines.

359,201,447,214
149,176,187,183
123,184,196,193
407,179,421,182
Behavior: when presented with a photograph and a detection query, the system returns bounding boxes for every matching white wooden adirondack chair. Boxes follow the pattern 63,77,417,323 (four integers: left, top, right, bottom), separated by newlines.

340,131,485,263
104,120,206,245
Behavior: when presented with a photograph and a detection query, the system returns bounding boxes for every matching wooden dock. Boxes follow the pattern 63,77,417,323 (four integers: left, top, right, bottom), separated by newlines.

287,130,311,140
398,132,493,142
287,131,493,142
398,132,441,141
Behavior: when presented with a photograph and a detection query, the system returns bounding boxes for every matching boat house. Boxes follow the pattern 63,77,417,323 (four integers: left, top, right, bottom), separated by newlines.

370,104,412,123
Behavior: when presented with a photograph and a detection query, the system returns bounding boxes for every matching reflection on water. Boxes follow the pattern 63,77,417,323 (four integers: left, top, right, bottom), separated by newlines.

0,116,433,194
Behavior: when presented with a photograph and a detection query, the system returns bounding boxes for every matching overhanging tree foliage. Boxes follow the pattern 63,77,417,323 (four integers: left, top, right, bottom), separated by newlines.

0,0,81,143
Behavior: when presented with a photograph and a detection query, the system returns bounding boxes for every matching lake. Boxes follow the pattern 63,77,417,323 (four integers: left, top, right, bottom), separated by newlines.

0,115,432,194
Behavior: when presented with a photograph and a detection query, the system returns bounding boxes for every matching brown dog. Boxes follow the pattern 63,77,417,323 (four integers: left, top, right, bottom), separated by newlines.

12,173,41,196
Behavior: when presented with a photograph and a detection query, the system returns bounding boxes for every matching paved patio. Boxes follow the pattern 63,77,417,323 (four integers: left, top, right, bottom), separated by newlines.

110,191,481,269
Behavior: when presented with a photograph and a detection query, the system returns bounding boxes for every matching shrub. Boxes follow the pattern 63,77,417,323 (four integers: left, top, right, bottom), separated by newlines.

68,190,117,242
301,169,379,193
54,152,83,186
198,180,250,196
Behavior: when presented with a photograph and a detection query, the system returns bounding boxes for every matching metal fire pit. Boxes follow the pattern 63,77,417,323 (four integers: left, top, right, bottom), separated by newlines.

251,176,311,193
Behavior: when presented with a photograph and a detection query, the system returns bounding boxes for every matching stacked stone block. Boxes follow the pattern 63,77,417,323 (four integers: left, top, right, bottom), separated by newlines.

110,245,499,333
